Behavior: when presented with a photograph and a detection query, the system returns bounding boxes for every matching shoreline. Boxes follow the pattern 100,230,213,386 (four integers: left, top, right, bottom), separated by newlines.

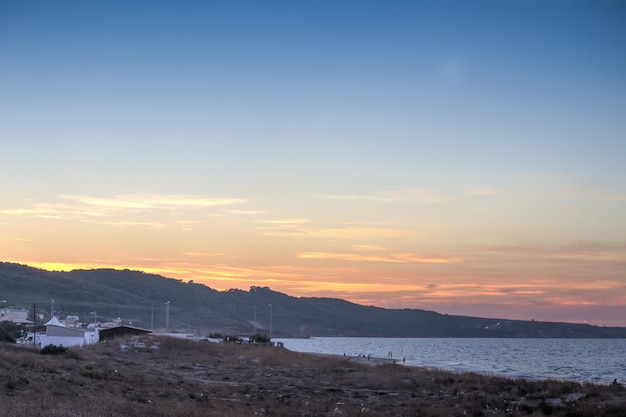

2,337,625,416
304,350,618,385
276,337,625,385
308,351,406,366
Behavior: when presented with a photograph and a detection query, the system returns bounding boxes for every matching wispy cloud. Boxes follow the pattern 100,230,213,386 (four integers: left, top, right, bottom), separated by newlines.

351,244,385,252
61,194,246,210
0,206,62,218
391,253,464,263
321,187,449,204
258,226,410,240
571,280,624,290
257,218,312,226
0,236,32,242
81,220,168,229
222,209,267,215
549,253,626,262
0,193,247,220
479,240,626,260
297,252,462,263
183,251,226,257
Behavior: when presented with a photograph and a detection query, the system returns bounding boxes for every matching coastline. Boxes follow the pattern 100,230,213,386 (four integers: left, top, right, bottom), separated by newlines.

310,351,406,366
276,337,626,385
1,336,625,416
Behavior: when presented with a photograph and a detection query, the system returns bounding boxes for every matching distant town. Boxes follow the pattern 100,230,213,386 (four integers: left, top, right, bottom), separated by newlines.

0,303,274,349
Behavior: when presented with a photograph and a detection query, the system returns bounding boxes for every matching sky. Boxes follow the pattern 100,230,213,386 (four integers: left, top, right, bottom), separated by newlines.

1,0,625,326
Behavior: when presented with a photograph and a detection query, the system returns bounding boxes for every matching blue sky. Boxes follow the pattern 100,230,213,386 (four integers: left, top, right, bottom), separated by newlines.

1,1,625,325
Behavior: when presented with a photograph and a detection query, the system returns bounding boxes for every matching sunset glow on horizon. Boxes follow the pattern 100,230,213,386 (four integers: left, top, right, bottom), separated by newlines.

2,1,625,326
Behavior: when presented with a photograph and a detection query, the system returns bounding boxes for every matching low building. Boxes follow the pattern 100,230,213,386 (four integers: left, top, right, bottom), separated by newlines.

0,309,33,325
38,317,99,347
99,325,151,341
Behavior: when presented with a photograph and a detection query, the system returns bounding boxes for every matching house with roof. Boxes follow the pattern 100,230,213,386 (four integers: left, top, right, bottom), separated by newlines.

0,309,33,325
38,317,99,347
99,325,150,341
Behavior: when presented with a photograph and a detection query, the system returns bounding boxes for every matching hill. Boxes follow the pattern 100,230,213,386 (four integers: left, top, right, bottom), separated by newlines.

2,262,625,338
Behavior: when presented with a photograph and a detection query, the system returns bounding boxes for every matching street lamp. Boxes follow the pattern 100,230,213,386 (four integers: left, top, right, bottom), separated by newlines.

269,303,272,341
51,299,54,319
151,304,154,330
165,301,170,332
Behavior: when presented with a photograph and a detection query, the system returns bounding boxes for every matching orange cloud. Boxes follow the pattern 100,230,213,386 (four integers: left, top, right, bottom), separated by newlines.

297,252,462,263
257,218,312,225
258,226,410,240
82,220,168,229
549,254,625,262
391,253,463,263
571,280,624,290
351,244,385,251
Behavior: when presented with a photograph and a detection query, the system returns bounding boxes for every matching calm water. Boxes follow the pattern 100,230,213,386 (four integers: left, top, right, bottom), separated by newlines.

275,337,626,384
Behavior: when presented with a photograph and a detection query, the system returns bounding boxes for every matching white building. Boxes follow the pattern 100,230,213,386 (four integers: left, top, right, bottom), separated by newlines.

37,317,99,347
0,309,33,325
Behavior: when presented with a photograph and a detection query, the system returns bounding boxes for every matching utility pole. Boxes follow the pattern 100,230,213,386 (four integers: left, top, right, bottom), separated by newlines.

253,306,257,337
32,304,36,349
269,303,272,341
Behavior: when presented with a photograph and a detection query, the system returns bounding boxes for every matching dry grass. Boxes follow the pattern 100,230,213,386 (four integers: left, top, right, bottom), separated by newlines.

1,336,625,417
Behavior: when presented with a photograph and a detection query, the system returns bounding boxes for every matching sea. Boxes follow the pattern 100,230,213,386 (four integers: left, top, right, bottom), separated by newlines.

274,337,626,385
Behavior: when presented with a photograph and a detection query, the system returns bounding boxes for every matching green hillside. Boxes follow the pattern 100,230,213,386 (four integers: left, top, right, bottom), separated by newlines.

2,262,625,338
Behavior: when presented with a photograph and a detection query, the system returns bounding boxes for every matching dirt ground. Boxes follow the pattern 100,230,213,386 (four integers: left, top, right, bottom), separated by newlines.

1,335,625,417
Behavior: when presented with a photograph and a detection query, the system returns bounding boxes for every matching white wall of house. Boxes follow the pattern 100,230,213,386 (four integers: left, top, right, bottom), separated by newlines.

83,330,98,345
40,317,99,347
39,334,86,347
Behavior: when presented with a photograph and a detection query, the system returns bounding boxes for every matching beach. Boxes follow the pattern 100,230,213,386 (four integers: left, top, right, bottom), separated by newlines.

1,336,625,416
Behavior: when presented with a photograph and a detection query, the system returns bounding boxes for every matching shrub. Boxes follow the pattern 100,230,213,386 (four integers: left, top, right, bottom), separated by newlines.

250,333,270,343
40,344,69,355
0,321,22,343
